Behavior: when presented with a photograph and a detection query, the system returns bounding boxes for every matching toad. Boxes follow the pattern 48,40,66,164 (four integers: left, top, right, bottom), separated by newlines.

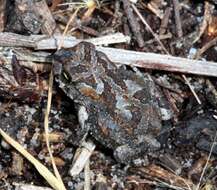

53,42,171,163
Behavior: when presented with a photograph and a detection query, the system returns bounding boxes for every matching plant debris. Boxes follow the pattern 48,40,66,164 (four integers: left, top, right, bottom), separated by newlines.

0,0,217,190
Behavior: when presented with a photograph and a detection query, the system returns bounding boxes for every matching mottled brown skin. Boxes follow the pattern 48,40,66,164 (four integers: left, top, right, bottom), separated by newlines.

53,42,164,163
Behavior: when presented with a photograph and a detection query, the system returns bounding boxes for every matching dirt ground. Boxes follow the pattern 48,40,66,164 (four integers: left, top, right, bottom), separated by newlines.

0,0,217,190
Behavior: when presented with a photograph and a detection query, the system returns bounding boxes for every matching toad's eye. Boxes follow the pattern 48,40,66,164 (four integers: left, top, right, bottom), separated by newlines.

62,71,71,83
63,72,69,80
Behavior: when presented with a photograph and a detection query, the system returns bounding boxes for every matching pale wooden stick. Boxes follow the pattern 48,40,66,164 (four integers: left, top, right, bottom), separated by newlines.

0,0,6,32
84,159,91,190
69,140,95,177
97,46,217,77
173,0,183,38
1,33,217,77
13,183,52,190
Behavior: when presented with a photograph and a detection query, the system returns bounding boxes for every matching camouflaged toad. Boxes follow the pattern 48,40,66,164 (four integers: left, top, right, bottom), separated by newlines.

53,42,171,163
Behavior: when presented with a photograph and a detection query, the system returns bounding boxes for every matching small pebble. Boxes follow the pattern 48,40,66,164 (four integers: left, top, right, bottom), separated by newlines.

1,139,11,150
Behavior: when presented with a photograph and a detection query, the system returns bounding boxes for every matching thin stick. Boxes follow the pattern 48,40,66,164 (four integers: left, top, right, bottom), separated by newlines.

1,33,217,77
69,140,95,176
44,72,65,187
131,4,169,54
181,74,201,104
0,0,6,32
122,0,145,47
159,7,171,35
84,159,91,190
33,0,60,35
173,0,183,37
172,0,201,104
43,7,79,186
195,124,217,190
196,36,217,58
58,8,79,50
13,183,53,190
132,3,201,104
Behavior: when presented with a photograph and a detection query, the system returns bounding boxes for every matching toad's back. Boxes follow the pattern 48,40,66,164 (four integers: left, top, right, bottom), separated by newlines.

53,42,169,163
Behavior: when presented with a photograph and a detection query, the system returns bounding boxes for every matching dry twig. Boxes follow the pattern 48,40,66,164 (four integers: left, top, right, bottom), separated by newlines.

84,159,91,190
130,164,194,190
43,71,66,189
146,1,164,19
1,33,217,77
132,2,201,104
33,0,60,35
195,127,217,190
173,0,183,37
0,0,6,32
159,7,171,35
122,0,145,47
69,140,95,176
131,4,168,53
195,36,217,58
14,183,52,190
